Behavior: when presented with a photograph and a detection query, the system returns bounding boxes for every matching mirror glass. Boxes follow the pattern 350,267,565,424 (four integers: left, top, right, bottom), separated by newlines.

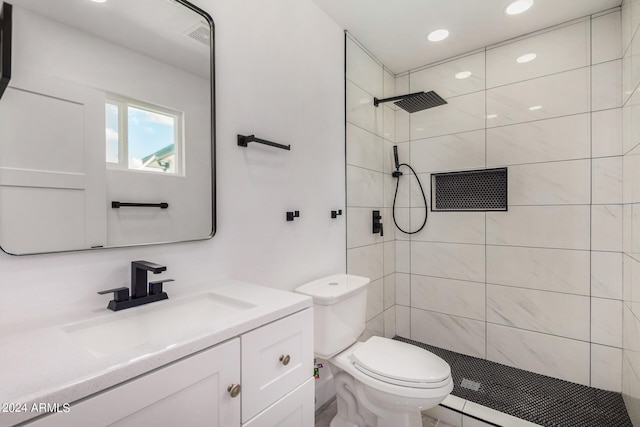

0,0,215,255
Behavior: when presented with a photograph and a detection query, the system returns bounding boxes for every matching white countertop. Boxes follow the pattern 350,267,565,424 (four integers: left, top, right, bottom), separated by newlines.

0,280,312,426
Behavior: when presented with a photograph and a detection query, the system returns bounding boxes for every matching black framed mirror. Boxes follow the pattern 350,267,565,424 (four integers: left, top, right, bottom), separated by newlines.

0,0,215,255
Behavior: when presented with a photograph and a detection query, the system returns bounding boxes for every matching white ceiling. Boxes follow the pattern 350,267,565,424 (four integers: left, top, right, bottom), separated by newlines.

11,0,210,77
313,0,622,74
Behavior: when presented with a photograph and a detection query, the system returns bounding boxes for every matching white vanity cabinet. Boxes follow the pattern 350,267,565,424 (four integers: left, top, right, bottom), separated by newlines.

24,308,314,427
26,338,241,427
241,308,315,426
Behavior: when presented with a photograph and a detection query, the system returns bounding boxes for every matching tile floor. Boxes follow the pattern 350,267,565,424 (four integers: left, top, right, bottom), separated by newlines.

313,337,632,427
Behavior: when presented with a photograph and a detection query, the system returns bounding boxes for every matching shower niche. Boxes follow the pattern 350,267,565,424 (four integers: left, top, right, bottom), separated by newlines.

431,167,508,212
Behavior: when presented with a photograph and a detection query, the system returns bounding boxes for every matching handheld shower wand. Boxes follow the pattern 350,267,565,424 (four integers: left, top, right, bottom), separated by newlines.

391,145,428,234
392,145,403,178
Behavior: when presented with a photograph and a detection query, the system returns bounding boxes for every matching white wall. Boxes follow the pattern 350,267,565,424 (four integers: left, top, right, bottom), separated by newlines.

0,0,346,327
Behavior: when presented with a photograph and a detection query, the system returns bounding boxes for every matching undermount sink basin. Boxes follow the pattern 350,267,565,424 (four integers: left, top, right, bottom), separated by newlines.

64,293,256,358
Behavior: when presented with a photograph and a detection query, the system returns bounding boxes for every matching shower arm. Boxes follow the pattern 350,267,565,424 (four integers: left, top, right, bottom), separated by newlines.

373,91,424,107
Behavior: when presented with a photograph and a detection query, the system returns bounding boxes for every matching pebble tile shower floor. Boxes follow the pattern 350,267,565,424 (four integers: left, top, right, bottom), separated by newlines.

394,337,632,426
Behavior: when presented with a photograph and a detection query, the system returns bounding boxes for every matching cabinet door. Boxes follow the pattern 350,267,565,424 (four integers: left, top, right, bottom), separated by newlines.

242,378,314,427
27,339,241,427
241,308,313,422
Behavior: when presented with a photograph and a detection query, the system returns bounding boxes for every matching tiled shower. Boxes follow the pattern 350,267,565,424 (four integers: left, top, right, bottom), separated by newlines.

346,1,640,423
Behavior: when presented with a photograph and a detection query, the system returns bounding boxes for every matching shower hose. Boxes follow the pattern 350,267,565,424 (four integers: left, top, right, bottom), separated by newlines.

392,163,428,234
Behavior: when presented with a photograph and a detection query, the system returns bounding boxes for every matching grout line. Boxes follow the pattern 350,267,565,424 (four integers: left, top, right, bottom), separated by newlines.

589,14,594,389
484,45,489,360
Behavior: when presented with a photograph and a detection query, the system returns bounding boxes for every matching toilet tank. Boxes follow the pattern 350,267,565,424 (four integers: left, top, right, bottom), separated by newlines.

294,274,370,359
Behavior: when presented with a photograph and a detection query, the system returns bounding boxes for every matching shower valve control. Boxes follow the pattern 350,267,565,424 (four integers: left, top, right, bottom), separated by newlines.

372,210,384,237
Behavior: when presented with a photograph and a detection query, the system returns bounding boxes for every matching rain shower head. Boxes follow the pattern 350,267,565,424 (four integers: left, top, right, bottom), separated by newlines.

373,91,447,113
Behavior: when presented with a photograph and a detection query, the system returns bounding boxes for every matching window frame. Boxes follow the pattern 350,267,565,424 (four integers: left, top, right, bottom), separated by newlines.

105,95,184,176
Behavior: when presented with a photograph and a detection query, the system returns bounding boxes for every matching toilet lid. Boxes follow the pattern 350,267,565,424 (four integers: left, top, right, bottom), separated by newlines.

352,337,451,388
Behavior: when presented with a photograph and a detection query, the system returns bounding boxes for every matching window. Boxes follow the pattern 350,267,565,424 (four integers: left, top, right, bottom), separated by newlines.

105,97,183,175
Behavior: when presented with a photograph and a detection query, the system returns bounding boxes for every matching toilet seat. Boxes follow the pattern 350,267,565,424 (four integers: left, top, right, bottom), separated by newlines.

352,336,451,389
330,337,453,400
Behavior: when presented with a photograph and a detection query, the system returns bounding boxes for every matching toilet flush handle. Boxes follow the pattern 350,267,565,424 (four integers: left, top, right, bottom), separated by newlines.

279,354,291,366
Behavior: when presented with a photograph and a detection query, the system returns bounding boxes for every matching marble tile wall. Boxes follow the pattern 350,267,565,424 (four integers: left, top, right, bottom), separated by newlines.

622,0,640,423
393,11,624,391
345,36,397,340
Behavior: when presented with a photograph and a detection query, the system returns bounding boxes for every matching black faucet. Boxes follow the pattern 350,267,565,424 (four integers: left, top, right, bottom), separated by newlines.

98,261,174,311
131,260,166,299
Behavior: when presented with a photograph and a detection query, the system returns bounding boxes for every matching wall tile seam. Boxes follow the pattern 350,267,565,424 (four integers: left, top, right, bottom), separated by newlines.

409,273,487,286
407,115,595,141
410,240,486,247
591,152,626,161
485,319,600,344
484,282,594,298
346,162,389,175
621,72,640,110
622,140,640,157
346,118,383,133
346,115,396,143
482,244,594,253
410,128,489,143
486,16,591,52
347,78,398,103
621,15,640,59
482,111,593,132
346,242,386,251
409,305,486,323
591,57,625,68
345,206,390,211
396,48,487,78
485,65,594,92
624,301,640,320
346,240,386,248
486,157,608,169
591,7,622,20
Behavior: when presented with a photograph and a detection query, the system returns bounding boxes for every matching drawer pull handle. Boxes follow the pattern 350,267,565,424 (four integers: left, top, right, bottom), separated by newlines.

279,354,291,366
227,384,241,398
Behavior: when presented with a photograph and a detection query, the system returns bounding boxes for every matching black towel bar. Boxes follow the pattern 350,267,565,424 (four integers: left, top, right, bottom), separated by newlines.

237,134,290,151
112,201,169,209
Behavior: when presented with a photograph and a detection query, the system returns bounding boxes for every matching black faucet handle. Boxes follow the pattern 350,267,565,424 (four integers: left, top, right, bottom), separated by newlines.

149,279,175,295
98,287,130,302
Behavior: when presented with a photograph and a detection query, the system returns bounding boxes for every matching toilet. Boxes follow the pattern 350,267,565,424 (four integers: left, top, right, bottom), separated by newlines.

295,274,453,427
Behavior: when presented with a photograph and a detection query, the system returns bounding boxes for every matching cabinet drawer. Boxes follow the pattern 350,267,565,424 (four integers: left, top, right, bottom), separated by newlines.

242,378,314,427
241,308,313,422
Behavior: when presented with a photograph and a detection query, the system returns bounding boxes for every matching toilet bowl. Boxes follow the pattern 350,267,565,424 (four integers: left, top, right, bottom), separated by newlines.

295,274,452,427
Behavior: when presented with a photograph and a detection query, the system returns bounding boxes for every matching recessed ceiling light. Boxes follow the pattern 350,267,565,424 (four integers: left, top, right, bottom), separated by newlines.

428,29,449,42
90,0,108,3
455,71,472,79
506,0,533,15
517,53,537,63
529,105,542,111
